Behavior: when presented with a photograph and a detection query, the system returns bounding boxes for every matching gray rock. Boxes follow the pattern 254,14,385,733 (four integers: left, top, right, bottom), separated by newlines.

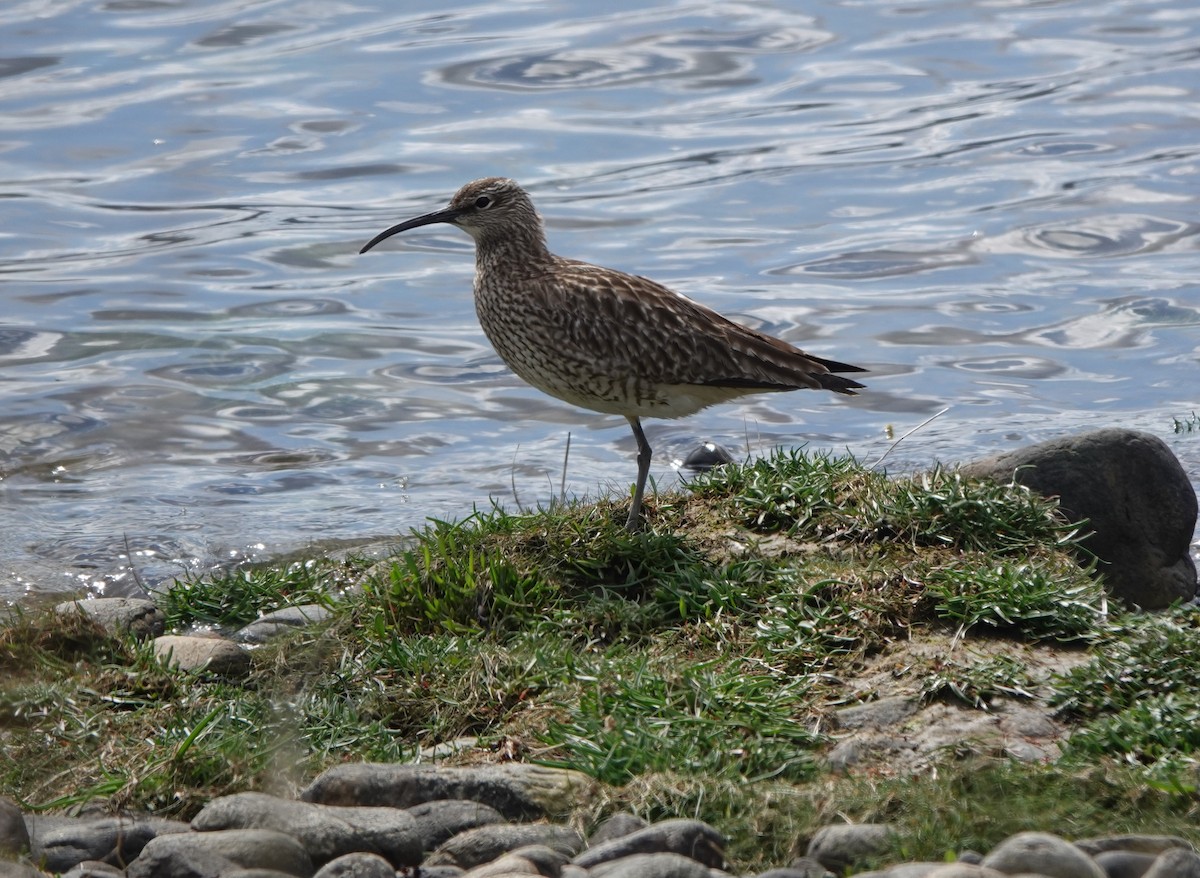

807,824,896,871
405,799,506,852
1143,849,1200,878
426,824,584,869
223,871,304,878
572,819,725,871
153,634,252,678
0,863,52,878
1095,851,1159,878
833,696,920,731
924,866,1008,878
784,855,837,878
0,797,29,859
960,428,1198,609
311,852,397,878
300,763,595,820
233,605,333,644
33,815,172,872
54,597,165,640
461,844,569,877
980,831,1105,878
886,863,953,878
61,862,124,878
126,828,314,878
588,852,715,878
1076,839,1194,858
588,813,649,846
192,791,421,866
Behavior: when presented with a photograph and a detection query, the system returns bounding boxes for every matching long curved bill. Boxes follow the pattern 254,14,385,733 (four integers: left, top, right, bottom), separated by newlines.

359,205,466,254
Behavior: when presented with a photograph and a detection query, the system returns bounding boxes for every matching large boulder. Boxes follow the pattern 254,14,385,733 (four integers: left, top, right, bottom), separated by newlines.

961,429,1197,609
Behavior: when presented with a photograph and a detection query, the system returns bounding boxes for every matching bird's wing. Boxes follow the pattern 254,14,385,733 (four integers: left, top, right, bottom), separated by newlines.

537,259,865,395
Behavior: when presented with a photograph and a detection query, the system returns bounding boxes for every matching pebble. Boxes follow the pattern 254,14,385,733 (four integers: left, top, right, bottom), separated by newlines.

152,634,252,678
3,773,1198,878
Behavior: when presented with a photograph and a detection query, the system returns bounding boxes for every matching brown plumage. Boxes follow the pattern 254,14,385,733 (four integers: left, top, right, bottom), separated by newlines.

361,177,866,530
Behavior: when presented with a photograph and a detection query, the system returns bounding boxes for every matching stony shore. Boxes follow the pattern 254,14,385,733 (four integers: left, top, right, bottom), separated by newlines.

3,762,1198,878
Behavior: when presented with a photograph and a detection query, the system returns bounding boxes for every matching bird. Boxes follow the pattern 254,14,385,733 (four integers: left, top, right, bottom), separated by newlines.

360,177,866,531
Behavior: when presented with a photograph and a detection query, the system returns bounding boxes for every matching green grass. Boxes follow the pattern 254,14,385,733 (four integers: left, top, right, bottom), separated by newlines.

1,448,1196,872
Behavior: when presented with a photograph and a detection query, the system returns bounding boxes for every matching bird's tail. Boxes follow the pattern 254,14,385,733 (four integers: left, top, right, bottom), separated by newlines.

812,355,868,395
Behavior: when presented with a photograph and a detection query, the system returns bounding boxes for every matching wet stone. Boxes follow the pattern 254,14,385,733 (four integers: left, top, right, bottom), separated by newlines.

54,597,165,640
233,604,333,644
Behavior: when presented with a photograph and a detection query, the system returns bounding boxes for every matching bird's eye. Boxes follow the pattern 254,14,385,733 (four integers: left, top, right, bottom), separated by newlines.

474,195,492,209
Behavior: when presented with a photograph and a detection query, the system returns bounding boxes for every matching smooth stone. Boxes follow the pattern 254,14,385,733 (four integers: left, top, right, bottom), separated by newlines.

32,815,176,872
807,824,896,871
405,799,506,852
54,597,165,640
1076,839,1194,858
152,634,252,678
924,866,1009,878
572,819,725,870
960,428,1198,609
588,813,649,846
589,852,716,878
981,832,1105,878
0,797,30,859
426,824,584,869
126,828,314,878
886,863,956,878
301,764,595,820
0,863,52,878
1095,852,1159,878
784,855,837,878
1143,849,1200,878
233,605,333,644
192,791,421,866
461,843,569,877
61,862,124,878
311,851,397,878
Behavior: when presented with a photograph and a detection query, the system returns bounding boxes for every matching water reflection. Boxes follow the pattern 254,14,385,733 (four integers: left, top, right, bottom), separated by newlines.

1,0,1197,600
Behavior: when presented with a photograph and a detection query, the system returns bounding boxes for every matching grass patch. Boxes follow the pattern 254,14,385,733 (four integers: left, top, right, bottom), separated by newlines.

1,448,1194,870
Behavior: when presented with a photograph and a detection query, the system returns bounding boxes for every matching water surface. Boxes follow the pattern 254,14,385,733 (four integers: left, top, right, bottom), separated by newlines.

2,0,1198,600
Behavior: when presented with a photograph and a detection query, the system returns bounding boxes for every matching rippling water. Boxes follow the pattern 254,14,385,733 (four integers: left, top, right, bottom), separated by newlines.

2,0,1198,600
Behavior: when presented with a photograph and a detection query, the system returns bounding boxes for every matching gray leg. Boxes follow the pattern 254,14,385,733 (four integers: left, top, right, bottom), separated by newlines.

625,416,652,530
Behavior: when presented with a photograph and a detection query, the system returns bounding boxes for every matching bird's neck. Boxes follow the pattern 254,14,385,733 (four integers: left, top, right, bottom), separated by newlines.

474,229,555,273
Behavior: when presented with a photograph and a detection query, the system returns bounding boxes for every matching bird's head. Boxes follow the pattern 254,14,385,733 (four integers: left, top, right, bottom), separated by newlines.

359,177,545,254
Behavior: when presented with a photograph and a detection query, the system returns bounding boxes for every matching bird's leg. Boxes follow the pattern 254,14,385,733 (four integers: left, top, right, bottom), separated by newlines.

625,416,652,531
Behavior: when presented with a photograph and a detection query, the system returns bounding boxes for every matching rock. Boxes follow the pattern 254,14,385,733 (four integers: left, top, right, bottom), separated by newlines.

54,597,165,640
61,862,124,878
0,797,29,859
460,844,569,877
807,824,896,871
1095,851,1158,878
300,764,595,820
1143,849,1200,878
924,866,1008,878
884,863,951,878
153,634,252,678
192,791,421,866
960,429,1198,609
311,851,397,878
588,852,715,878
405,799,507,852
588,813,649,846
833,696,920,731
31,814,181,873
126,828,313,878
980,831,1105,878
783,856,837,878
426,824,584,869
573,819,725,870
1076,838,1194,858
0,863,52,878
233,605,333,644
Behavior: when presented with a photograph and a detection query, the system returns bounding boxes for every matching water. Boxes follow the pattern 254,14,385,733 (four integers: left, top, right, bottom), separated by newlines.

2,0,1198,601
